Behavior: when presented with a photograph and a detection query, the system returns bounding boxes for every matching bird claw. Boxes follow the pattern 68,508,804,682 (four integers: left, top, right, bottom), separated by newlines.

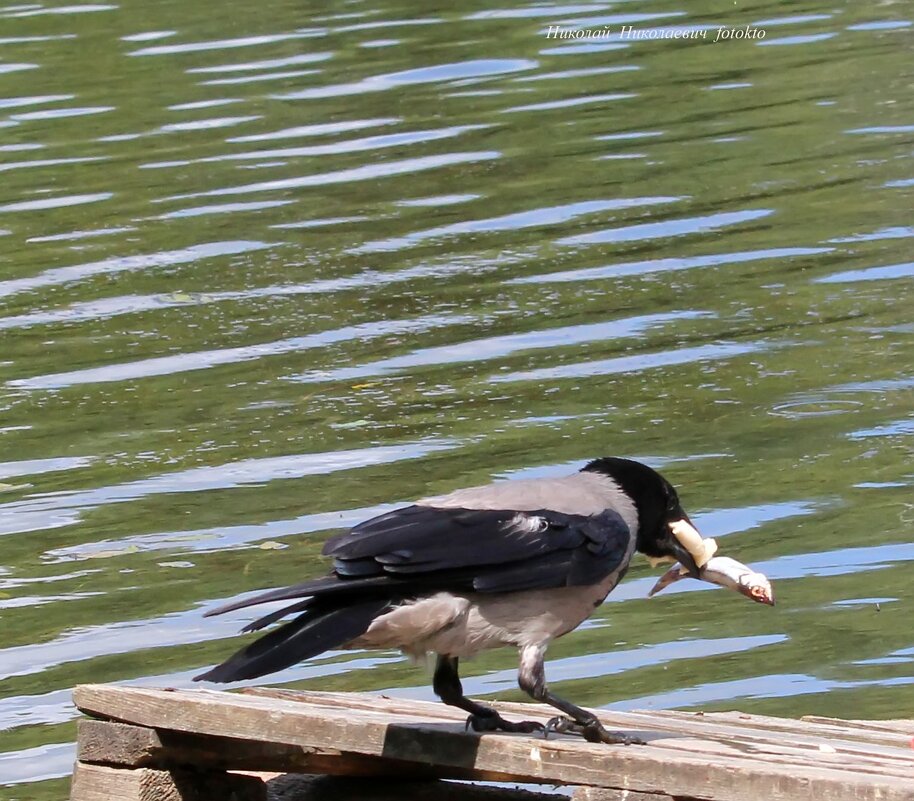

544,715,575,739
466,712,545,734
544,716,645,745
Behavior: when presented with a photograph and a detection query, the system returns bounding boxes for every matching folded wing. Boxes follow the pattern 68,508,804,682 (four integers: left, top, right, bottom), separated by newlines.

207,505,631,618
196,506,631,683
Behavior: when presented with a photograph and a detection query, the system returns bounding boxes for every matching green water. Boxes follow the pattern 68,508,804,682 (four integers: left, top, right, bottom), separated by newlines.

1,0,912,797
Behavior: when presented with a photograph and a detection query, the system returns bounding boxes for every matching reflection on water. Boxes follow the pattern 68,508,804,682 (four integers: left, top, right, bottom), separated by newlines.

0,0,912,795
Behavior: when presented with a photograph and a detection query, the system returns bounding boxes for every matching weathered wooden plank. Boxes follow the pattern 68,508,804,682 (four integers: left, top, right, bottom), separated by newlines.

645,732,914,779
70,761,265,801
242,687,472,721
76,719,521,782
73,686,914,801
370,694,914,782
245,688,913,762
419,698,914,774
801,716,914,735
83,682,914,786
647,709,911,749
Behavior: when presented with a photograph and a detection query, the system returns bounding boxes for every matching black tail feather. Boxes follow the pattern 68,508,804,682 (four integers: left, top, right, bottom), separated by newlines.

203,574,396,618
203,576,345,618
194,599,390,683
240,598,314,634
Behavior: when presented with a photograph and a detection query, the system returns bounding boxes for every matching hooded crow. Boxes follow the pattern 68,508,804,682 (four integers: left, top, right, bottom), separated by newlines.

195,457,725,744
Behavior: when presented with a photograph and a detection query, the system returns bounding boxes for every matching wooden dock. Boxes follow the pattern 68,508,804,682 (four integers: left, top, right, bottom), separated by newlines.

70,685,914,801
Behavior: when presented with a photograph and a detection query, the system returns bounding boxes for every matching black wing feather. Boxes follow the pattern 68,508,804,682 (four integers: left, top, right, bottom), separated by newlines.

206,506,630,618
325,506,630,589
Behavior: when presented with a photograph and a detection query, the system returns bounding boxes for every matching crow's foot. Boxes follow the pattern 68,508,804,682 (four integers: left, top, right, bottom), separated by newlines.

545,715,645,745
466,710,545,734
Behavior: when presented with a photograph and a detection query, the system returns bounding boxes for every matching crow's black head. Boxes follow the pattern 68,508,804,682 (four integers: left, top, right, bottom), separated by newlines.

582,457,704,575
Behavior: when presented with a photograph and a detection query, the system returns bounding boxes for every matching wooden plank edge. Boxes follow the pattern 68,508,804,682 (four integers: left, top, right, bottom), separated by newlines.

70,761,265,801
76,719,523,782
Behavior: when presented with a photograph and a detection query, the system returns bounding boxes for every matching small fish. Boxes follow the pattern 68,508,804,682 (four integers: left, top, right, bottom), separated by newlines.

649,555,774,606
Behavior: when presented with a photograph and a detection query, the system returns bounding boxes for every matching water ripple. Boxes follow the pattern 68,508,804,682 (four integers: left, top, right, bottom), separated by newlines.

0,34,77,44
2,4,115,17
814,261,914,283
0,156,108,173
0,240,272,298
510,247,830,283
550,12,685,27
752,14,834,27
153,200,292,219
0,192,112,213
187,52,332,74
290,311,710,384
847,419,914,440
355,197,681,253
128,32,324,57
0,457,93,481
613,673,914,712
157,115,260,132
44,503,401,562
197,69,322,86
276,58,537,99
502,91,635,113
228,117,399,142
8,313,470,389
164,151,501,200
0,62,37,74
490,341,770,383
0,440,458,538
846,21,912,31
0,743,74,785
156,124,491,169
465,5,608,21
0,261,491,331
556,209,773,245
10,106,114,121
758,33,837,46
829,226,914,242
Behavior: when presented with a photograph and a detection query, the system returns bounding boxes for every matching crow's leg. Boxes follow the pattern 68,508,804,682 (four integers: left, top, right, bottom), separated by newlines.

433,654,543,734
517,645,645,745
